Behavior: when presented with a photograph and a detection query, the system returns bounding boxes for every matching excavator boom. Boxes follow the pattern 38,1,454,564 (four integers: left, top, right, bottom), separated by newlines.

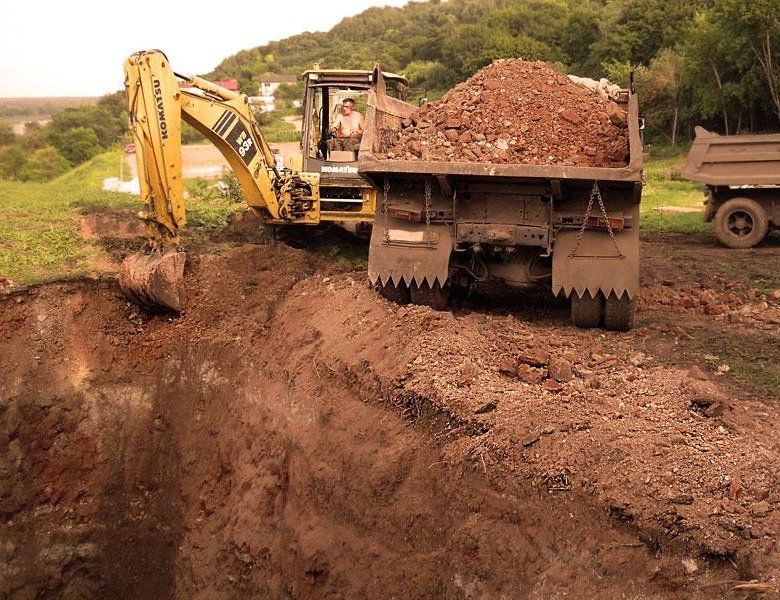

121,50,320,311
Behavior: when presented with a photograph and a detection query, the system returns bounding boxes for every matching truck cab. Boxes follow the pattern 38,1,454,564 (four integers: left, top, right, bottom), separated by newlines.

296,68,408,225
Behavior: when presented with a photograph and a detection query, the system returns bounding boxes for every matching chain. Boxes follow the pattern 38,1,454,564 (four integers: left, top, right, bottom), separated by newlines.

568,181,624,259
595,182,623,258
423,178,432,242
382,176,390,245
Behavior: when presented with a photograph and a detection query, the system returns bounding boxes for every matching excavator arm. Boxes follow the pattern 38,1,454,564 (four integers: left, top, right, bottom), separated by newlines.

120,50,320,311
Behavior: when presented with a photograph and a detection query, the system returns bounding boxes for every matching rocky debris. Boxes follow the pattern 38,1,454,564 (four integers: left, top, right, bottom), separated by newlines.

548,355,574,383
381,59,629,167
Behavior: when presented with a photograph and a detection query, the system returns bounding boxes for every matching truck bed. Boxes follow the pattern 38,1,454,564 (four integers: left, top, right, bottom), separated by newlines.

358,88,644,186
682,127,780,186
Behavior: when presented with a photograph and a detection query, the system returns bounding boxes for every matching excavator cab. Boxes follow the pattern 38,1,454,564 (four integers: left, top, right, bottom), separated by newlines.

291,69,408,224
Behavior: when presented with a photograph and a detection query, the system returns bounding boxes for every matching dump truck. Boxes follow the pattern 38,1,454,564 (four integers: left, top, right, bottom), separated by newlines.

682,127,780,248
358,69,644,330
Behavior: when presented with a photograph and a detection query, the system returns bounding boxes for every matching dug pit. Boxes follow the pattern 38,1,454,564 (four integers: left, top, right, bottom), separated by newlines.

2,243,777,598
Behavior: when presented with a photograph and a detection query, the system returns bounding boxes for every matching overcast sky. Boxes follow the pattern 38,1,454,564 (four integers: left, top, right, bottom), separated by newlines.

0,0,410,97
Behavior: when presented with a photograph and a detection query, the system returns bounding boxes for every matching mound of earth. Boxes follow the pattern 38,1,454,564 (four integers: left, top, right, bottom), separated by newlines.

382,59,630,167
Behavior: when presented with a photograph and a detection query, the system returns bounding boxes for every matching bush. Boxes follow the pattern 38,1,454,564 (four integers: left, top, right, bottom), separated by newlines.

19,146,71,182
0,146,27,180
55,127,102,165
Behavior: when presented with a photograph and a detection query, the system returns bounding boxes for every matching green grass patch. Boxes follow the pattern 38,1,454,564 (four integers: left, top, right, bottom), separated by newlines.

641,155,711,234
0,153,245,285
0,151,139,284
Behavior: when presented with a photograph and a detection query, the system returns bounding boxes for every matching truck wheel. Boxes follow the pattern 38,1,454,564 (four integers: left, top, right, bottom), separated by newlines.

603,292,636,331
570,290,603,328
377,280,411,304
714,197,769,249
410,281,449,310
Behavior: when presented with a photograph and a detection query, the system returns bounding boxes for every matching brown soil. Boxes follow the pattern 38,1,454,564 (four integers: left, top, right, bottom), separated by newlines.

1,231,779,598
382,59,629,167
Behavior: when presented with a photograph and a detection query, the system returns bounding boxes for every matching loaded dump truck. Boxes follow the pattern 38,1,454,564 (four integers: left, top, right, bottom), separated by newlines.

682,127,780,248
359,61,644,330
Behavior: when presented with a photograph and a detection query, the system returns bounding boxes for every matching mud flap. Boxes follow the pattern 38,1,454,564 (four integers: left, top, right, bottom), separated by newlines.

368,216,453,287
552,205,640,300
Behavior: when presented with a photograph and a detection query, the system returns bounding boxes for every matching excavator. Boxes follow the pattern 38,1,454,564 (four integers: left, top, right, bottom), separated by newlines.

120,50,407,311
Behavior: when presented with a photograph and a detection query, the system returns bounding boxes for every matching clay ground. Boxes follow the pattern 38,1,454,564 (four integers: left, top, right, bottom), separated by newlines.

1,223,779,598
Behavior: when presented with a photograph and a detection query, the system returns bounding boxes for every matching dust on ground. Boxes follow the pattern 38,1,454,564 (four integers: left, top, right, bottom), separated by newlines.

1,223,779,598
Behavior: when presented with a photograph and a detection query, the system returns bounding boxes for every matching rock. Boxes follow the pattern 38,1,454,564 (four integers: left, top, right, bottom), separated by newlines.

629,352,647,367
606,102,627,128
704,401,726,417
669,494,694,505
687,365,709,381
729,480,742,501
474,400,497,415
751,501,771,517
517,348,549,367
483,79,502,91
522,433,540,447
498,357,518,377
558,108,582,125
516,363,545,384
445,129,460,142
444,116,462,129
409,140,422,157
771,289,780,300
543,380,563,392
681,558,698,575
548,356,574,383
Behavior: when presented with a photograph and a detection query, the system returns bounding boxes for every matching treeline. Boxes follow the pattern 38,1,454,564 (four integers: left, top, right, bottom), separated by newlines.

210,0,780,144
0,93,127,182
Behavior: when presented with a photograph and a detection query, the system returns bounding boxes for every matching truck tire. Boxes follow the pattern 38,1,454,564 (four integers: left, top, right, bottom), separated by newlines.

377,280,411,304
410,280,449,311
570,290,603,329
714,197,769,249
603,292,636,331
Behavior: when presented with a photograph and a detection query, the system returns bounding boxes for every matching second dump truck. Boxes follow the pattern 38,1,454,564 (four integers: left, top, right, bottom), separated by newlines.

359,70,644,330
683,126,780,249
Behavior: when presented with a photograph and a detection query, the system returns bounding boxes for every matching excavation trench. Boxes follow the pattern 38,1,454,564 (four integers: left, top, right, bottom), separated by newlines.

0,245,769,598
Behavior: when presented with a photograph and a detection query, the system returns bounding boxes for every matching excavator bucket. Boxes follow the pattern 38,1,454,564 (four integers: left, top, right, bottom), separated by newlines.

119,249,187,313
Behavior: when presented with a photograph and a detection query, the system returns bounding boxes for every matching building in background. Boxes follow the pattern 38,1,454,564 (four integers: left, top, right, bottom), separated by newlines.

254,74,298,112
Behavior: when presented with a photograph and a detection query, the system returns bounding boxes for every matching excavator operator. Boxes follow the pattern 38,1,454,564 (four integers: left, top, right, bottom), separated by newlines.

328,97,364,152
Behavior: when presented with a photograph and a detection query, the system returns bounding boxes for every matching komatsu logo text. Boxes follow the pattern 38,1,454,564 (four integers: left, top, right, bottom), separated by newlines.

321,165,358,174
153,79,168,140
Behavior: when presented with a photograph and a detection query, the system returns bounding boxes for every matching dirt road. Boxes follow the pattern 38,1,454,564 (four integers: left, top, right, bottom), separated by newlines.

1,227,779,597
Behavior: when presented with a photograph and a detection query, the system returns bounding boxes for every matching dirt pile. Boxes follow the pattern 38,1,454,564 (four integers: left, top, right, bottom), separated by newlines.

382,59,630,167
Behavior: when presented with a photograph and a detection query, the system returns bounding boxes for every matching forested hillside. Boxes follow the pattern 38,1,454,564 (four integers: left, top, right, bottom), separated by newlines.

209,0,780,144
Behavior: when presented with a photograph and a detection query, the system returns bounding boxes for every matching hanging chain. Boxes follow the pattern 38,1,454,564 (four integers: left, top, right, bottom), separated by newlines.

423,178,432,242
382,176,390,245
568,181,624,259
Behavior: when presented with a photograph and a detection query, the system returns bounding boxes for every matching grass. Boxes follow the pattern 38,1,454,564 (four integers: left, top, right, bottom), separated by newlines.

0,151,245,285
640,155,711,235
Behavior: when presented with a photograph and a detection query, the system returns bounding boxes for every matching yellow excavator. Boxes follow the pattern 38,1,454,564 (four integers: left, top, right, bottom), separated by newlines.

120,50,407,311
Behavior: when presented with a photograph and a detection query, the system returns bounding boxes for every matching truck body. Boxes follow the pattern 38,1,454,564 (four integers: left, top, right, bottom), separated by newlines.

682,127,780,248
357,70,644,330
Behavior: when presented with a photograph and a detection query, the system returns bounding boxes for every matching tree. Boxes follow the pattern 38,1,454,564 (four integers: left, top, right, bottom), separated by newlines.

0,146,27,180
54,127,101,165
0,121,14,146
637,49,685,144
709,0,780,125
19,146,70,182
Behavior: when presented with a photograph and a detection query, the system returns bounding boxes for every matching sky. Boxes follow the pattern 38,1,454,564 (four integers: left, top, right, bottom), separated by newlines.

0,0,410,98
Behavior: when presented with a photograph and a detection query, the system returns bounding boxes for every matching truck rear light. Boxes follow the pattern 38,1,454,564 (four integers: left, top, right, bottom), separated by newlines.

586,216,625,230
387,207,422,222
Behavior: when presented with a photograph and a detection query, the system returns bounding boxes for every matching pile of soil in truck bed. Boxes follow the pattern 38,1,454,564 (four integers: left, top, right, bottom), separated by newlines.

382,59,630,167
